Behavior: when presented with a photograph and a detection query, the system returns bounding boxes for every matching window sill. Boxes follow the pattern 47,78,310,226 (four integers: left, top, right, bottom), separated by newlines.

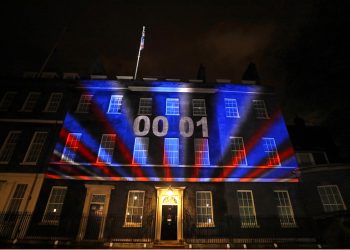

20,162,37,166
196,223,215,228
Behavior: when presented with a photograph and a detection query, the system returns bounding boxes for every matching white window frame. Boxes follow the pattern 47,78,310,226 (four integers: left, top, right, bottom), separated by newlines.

107,95,123,114
0,131,21,164
164,138,179,165
237,190,259,228
138,98,152,115
76,94,93,113
252,100,269,119
42,186,67,225
6,184,28,213
22,132,48,164
44,92,63,112
192,99,207,116
230,137,247,166
317,185,347,212
262,137,281,166
124,190,145,227
196,191,215,227
274,190,297,228
132,137,149,165
20,92,41,112
225,98,240,118
61,133,82,162
194,138,210,166
296,152,315,166
0,91,17,111
97,134,116,164
166,98,180,115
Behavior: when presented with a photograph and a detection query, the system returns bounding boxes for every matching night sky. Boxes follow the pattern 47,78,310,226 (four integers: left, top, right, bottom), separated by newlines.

1,0,350,154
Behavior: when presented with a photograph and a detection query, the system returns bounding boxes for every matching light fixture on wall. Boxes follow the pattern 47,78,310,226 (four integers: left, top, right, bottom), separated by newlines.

167,186,174,196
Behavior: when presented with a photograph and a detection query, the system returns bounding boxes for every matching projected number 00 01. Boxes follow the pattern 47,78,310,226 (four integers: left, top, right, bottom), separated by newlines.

133,116,208,137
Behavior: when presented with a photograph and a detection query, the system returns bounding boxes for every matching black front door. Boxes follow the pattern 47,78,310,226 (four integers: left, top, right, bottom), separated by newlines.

84,204,104,239
160,205,177,240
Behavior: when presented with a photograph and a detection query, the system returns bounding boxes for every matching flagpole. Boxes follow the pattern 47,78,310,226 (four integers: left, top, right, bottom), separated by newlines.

134,26,145,80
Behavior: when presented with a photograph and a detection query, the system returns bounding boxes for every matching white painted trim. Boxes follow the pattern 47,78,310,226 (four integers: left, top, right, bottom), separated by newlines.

129,86,217,93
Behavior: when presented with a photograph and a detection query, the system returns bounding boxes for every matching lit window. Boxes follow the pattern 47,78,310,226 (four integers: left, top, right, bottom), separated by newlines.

252,100,269,119
296,152,315,166
76,94,93,113
0,91,17,111
138,98,152,115
225,98,240,118
166,98,180,115
44,92,63,112
0,131,21,164
317,185,346,212
262,138,281,166
274,190,297,228
42,186,67,225
192,99,206,116
237,190,258,228
20,92,41,112
196,191,214,227
61,133,82,162
6,184,28,213
132,137,149,165
23,132,47,164
97,134,116,164
124,190,145,227
194,138,210,166
107,95,123,114
164,138,179,165
230,137,247,166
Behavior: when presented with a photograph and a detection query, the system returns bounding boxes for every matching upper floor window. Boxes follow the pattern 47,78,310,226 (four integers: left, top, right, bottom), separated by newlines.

262,138,281,166
252,100,269,119
196,191,214,227
192,99,206,116
225,98,239,118
0,131,21,164
20,92,40,112
274,190,297,228
42,186,67,225
194,138,210,166
61,133,82,162
97,134,116,164
164,138,179,165
44,92,63,112
317,185,346,212
230,137,247,166
0,91,17,111
237,190,258,228
107,95,123,114
22,132,48,164
76,94,93,113
124,190,145,227
296,152,315,166
138,98,152,115
166,98,180,115
132,137,149,165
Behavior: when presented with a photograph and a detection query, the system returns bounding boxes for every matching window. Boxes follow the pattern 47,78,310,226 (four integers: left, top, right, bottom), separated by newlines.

61,133,82,162
274,191,297,228
192,99,206,116
296,152,315,166
76,94,93,113
107,95,123,114
317,185,346,212
132,137,149,165
166,98,180,115
0,131,21,164
42,187,67,225
194,138,210,165
230,137,247,166
22,132,47,164
97,134,116,164
196,191,214,227
237,190,258,228
44,92,63,112
262,138,280,166
138,98,152,115
20,92,40,112
164,138,179,165
6,184,28,213
124,190,145,227
0,91,17,111
225,98,239,118
252,100,269,119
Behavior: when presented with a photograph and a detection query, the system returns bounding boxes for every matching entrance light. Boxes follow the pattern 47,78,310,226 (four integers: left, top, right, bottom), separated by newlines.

167,186,174,196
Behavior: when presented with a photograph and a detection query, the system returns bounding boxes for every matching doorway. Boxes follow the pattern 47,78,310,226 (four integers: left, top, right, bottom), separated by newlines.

161,205,177,240
84,202,104,240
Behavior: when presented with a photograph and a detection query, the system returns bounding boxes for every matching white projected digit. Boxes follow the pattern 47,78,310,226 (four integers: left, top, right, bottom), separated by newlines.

179,117,194,137
133,115,150,136
152,116,168,137
196,117,208,137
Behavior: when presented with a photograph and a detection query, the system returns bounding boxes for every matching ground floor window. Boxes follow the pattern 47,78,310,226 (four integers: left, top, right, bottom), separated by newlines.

317,185,346,212
274,190,297,228
237,190,258,228
196,191,214,227
42,186,67,225
124,190,145,227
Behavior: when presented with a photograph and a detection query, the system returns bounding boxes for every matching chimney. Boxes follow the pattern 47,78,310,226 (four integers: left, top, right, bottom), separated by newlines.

242,62,260,84
196,64,206,83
